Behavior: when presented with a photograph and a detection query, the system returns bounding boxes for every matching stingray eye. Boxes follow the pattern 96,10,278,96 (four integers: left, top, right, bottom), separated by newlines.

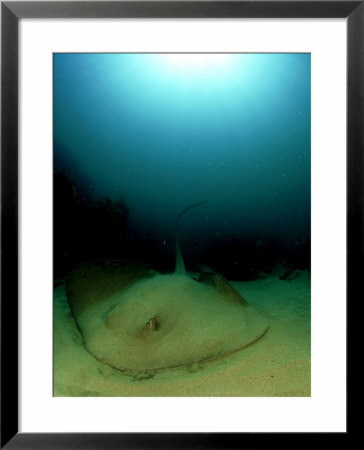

145,316,161,331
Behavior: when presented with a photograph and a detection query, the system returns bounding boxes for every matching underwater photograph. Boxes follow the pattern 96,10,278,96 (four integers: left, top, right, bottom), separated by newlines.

53,53,311,397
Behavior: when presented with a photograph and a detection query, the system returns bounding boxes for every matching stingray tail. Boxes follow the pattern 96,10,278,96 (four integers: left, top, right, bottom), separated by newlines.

174,201,208,275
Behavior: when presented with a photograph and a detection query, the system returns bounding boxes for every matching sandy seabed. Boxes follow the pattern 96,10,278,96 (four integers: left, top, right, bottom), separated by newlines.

53,271,310,397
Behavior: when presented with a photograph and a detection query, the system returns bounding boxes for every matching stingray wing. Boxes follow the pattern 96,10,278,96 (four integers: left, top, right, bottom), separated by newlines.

198,271,249,306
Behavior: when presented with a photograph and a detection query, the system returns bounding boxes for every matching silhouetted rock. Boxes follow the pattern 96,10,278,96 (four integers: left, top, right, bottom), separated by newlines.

54,170,130,278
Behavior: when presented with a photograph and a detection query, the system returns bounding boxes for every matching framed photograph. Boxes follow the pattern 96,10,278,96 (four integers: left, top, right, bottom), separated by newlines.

1,1,356,448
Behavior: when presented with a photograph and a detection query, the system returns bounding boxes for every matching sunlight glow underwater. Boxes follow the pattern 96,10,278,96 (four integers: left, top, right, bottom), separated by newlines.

156,53,238,81
161,54,234,70
127,53,242,87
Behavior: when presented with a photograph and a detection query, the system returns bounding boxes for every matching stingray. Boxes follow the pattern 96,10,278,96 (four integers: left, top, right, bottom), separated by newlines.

66,202,269,374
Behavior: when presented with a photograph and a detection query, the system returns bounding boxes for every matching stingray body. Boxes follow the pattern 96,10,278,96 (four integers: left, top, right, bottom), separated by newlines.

66,203,268,373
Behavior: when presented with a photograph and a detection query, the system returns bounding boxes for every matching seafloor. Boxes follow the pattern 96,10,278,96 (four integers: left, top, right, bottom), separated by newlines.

53,270,310,397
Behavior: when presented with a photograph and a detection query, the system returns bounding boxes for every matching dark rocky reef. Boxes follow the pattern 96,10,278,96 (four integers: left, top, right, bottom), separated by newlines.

54,170,130,278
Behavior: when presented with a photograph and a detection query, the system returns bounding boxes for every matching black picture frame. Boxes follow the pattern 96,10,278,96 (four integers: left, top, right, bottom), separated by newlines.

1,1,357,448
